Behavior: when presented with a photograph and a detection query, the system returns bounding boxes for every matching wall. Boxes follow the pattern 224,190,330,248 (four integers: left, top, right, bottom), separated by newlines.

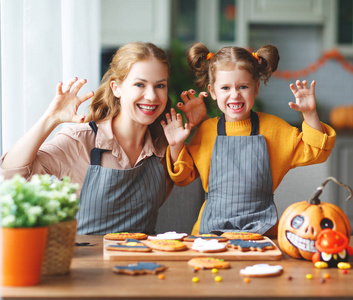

250,24,353,125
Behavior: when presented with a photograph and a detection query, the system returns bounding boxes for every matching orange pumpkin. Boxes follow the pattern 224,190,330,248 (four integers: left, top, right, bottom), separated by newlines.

278,177,352,261
329,106,353,130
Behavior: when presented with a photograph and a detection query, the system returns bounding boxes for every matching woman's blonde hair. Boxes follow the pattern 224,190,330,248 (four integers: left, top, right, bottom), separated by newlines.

187,42,280,90
86,42,171,149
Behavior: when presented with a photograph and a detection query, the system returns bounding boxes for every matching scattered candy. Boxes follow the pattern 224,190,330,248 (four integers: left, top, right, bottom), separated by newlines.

323,273,330,279
320,278,326,284
192,276,200,283
306,274,313,280
243,277,251,283
212,268,218,274
287,276,293,281
342,269,348,274
158,274,165,280
214,276,223,282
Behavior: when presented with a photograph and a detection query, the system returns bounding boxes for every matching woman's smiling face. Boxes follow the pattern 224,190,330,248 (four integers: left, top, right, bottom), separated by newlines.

111,58,168,126
209,65,260,122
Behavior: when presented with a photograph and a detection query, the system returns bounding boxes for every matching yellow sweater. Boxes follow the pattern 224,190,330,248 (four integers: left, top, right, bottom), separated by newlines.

166,112,336,234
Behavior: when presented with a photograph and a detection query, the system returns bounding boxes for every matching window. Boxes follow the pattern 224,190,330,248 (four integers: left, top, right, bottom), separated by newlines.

171,0,245,50
337,0,353,45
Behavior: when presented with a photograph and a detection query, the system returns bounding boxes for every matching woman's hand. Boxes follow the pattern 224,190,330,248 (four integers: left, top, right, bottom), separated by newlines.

45,77,94,126
177,90,208,127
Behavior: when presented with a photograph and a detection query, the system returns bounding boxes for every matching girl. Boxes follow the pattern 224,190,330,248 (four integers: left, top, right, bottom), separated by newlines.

1,42,207,235
161,42,336,236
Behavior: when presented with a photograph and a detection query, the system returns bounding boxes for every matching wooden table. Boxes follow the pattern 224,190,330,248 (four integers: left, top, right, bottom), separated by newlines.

2,235,353,300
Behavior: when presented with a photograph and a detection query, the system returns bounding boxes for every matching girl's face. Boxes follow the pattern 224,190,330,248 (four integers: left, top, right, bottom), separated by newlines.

208,65,260,122
111,58,168,126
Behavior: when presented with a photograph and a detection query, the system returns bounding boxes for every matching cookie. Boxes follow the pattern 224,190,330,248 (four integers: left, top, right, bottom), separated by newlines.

227,239,275,252
106,239,151,252
184,234,228,242
104,232,147,241
188,257,230,269
148,231,187,241
113,262,167,275
240,264,283,277
191,238,227,253
220,232,263,240
148,239,188,252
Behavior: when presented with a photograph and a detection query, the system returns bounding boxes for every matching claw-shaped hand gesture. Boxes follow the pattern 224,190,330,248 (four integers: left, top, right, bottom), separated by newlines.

161,108,192,147
288,80,317,113
177,90,208,127
46,77,94,125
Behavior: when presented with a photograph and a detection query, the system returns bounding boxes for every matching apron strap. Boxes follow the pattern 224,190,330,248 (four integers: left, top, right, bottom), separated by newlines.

88,121,108,166
217,110,259,136
250,110,259,136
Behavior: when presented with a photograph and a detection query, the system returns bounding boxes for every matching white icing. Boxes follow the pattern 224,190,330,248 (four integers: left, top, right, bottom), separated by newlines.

148,231,188,240
191,238,226,251
240,264,283,275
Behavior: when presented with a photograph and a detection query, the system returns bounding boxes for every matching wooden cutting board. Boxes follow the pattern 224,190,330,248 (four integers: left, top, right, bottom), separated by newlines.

103,237,282,261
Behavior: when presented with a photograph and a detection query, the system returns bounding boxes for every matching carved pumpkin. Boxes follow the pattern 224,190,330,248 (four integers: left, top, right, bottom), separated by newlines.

329,106,353,130
278,177,352,261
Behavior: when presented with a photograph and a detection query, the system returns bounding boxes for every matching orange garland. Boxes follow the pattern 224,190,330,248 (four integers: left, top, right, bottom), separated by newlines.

273,49,353,80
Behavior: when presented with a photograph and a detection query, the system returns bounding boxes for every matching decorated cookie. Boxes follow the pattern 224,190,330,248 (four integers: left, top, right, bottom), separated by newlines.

106,239,151,252
240,264,283,277
228,239,275,252
188,257,230,269
184,234,228,242
112,262,167,275
191,238,227,253
148,231,187,241
148,239,188,252
221,232,263,240
104,232,147,241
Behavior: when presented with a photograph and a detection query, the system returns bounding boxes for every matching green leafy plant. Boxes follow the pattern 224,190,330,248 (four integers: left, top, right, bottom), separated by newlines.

0,174,80,228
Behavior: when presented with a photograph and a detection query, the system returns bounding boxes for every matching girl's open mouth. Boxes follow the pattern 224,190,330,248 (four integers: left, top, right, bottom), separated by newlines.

228,103,244,110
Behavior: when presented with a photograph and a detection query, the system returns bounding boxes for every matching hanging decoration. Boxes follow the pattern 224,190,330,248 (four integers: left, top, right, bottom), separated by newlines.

273,49,353,80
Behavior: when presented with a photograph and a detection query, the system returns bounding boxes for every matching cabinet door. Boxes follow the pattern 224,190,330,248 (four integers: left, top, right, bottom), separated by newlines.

101,0,171,48
245,0,325,24
330,136,353,229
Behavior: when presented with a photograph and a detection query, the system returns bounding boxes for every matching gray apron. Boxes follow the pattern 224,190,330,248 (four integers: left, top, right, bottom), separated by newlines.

76,121,166,235
200,111,277,235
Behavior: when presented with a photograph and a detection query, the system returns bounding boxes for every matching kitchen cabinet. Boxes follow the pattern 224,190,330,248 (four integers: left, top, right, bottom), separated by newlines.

328,134,353,229
100,0,345,53
243,0,326,24
323,0,353,56
100,0,171,48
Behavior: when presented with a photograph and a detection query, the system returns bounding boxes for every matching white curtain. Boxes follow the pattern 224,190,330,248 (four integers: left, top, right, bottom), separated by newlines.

0,0,101,155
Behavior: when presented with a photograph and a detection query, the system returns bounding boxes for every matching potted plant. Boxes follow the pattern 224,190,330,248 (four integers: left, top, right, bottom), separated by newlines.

0,174,79,286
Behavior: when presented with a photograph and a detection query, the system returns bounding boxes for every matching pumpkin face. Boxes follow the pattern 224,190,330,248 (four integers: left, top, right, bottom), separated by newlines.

278,200,351,261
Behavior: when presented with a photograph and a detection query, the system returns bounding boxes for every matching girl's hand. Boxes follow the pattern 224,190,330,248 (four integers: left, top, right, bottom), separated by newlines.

45,77,94,125
161,108,192,147
289,79,323,132
288,80,317,113
177,90,208,127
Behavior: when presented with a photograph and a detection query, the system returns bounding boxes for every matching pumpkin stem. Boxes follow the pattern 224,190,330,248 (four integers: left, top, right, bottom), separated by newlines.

308,176,353,205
